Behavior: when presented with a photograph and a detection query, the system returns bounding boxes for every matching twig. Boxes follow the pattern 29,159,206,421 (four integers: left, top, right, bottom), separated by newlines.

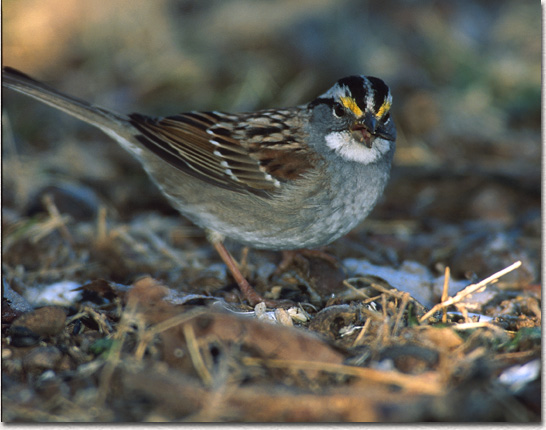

42,194,74,246
419,261,522,323
454,303,470,323
27,212,72,244
441,267,450,323
392,293,411,336
342,279,372,299
381,294,390,344
183,323,213,387
141,229,186,267
146,308,207,337
242,357,443,395
371,281,406,299
96,315,131,406
352,318,372,347
450,321,508,335
97,206,107,243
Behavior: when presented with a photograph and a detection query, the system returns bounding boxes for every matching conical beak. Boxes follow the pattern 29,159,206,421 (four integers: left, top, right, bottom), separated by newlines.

351,112,395,147
362,113,377,134
351,112,377,148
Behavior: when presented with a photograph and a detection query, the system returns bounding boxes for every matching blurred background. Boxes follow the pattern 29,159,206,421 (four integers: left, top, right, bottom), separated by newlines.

2,3,541,421
2,0,541,284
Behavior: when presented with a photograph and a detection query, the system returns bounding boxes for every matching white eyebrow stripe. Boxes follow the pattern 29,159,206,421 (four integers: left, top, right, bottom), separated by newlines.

365,78,375,114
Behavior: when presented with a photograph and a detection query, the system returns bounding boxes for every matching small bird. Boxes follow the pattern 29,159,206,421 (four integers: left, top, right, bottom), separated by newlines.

2,67,396,306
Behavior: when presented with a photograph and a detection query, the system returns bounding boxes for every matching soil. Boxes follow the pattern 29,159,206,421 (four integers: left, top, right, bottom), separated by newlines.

2,0,540,423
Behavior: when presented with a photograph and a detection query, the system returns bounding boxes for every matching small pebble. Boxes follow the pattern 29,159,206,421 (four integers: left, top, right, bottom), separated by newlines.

274,308,293,326
10,306,66,338
22,346,62,372
9,326,41,347
3,279,33,319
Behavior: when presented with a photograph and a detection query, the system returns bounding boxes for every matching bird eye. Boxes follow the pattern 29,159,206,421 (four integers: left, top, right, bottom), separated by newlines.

332,103,345,118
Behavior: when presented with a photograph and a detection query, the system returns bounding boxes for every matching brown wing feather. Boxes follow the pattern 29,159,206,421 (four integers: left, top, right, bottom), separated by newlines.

129,109,317,196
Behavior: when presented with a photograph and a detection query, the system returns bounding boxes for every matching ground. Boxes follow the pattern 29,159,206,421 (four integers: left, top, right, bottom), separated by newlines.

1,0,541,422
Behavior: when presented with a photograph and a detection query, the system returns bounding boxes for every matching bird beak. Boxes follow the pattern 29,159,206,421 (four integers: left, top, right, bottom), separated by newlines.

350,113,377,148
351,112,395,147
362,113,377,134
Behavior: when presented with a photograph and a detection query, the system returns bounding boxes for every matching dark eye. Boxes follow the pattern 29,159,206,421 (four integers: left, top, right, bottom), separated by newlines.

332,103,345,118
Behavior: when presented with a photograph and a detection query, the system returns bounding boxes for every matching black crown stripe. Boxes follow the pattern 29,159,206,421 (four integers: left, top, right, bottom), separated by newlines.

367,76,390,114
337,76,368,113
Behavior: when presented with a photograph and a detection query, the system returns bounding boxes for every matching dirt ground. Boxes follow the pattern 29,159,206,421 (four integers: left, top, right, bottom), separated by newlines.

2,0,541,423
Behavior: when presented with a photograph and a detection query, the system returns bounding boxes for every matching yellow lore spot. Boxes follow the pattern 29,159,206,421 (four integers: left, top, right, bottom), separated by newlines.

340,96,364,118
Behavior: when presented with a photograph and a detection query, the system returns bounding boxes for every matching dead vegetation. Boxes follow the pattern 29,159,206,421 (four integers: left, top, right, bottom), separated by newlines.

2,0,541,423
2,208,540,421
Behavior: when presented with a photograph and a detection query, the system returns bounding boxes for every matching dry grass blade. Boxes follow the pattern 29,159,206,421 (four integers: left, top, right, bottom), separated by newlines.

358,306,385,321
96,300,142,406
391,292,411,336
352,318,372,347
441,266,450,323
183,323,213,387
243,357,443,395
141,229,185,266
342,279,373,299
147,308,208,336
134,308,208,361
97,206,108,243
42,194,74,246
419,261,522,323
4,213,73,248
450,321,508,334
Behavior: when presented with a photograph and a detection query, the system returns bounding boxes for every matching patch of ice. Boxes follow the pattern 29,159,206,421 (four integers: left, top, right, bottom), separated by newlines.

499,359,541,393
342,259,470,308
24,281,81,306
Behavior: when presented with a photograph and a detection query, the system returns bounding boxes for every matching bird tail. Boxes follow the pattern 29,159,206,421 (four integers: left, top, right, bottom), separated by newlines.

2,67,133,138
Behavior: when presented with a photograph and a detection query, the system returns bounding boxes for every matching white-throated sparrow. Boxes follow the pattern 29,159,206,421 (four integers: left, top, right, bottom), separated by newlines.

2,67,396,306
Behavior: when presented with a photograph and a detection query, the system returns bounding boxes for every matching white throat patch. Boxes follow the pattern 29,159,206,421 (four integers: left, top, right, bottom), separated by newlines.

325,131,391,164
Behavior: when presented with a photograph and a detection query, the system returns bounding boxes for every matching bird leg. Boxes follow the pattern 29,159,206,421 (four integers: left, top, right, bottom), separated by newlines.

209,238,267,306
206,231,295,307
